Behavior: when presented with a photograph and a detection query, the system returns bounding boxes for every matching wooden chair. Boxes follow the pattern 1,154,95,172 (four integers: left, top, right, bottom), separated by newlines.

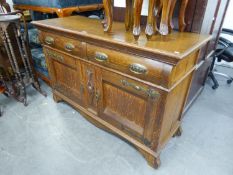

103,0,189,40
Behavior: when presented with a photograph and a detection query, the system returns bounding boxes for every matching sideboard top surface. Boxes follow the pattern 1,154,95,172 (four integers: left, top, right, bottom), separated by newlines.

33,16,211,62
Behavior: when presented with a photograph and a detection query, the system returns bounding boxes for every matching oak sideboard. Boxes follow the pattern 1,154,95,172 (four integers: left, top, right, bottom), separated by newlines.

33,16,211,169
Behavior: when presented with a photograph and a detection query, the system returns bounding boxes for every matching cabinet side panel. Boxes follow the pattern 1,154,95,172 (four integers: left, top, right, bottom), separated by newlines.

158,73,192,150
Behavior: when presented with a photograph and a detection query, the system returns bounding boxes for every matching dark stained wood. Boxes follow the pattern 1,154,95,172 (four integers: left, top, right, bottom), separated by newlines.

168,0,177,32
179,0,189,32
33,15,210,169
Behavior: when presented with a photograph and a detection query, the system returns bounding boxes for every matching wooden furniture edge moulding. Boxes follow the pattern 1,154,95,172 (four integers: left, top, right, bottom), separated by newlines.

102,0,189,40
13,4,104,18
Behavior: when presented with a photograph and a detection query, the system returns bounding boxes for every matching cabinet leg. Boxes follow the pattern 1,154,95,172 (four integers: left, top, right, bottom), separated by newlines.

138,148,161,169
53,93,62,103
173,126,182,137
147,154,161,169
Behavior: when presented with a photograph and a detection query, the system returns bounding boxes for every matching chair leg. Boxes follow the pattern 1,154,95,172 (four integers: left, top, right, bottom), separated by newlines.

159,0,172,35
133,0,143,40
102,0,113,32
213,72,233,84
145,0,156,39
209,71,219,89
125,0,134,31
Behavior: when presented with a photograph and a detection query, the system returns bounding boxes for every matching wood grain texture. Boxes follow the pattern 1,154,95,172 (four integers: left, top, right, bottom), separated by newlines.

34,16,210,169
33,16,211,64
133,0,144,40
168,0,177,32
125,0,134,31
145,0,157,39
13,4,103,17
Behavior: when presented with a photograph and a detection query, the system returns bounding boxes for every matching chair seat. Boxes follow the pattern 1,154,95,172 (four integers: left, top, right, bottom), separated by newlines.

28,28,41,47
219,47,233,62
31,48,49,78
12,0,102,8
224,47,233,58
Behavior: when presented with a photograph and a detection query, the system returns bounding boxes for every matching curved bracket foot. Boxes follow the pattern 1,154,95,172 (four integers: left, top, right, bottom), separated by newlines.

173,126,183,137
53,93,62,103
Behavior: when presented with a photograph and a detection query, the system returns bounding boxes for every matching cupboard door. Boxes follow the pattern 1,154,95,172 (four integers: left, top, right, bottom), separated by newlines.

96,69,161,145
44,48,84,104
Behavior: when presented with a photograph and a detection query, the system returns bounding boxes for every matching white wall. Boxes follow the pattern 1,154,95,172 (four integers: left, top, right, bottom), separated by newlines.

114,0,149,16
223,0,233,29
6,0,13,10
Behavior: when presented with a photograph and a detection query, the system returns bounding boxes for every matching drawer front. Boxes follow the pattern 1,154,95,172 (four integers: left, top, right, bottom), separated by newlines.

44,49,76,69
86,44,165,85
40,32,83,56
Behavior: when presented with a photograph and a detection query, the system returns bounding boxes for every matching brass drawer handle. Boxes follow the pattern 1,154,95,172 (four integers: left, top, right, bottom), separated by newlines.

129,63,147,74
95,52,108,62
95,90,100,102
64,43,75,52
121,79,159,99
47,50,64,62
45,36,54,45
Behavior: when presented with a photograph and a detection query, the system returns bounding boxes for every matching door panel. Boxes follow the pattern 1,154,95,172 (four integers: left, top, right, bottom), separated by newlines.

103,82,147,134
96,69,161,144
45,48,83,104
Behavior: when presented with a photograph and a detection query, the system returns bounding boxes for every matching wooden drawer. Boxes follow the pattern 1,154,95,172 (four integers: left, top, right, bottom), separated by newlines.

44,48,76,69
86,44,166,85
40,32,84,56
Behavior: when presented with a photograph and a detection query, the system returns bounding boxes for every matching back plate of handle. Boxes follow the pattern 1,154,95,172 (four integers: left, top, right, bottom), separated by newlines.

129,63,147,74
45,36,54,45
95,52,108,62
64,43,75,52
